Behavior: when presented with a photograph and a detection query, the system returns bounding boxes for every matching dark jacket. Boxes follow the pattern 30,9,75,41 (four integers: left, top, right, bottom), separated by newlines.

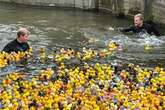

121,23,160,36
2,39,29,53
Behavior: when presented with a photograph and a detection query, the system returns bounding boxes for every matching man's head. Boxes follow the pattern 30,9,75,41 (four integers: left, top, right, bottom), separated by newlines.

134,13,143,27
17,27,30,43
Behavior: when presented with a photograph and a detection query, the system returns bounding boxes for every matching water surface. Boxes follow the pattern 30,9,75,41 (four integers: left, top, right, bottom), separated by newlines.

0,3,165,69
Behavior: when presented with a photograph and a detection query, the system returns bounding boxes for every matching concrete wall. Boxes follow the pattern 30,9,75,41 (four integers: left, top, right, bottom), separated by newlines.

153,0,165,23
0,0,165,24
0,0,96,9
99,0,165,24
99,0,145,16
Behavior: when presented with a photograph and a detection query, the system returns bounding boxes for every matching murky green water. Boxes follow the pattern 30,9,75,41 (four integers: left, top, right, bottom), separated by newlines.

0,3,165,69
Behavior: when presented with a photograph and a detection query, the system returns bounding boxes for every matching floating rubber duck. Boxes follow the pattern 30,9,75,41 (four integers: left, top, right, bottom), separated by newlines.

144,44,152,51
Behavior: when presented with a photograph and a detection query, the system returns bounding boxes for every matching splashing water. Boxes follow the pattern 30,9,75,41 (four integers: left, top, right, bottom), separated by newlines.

136,33,164,46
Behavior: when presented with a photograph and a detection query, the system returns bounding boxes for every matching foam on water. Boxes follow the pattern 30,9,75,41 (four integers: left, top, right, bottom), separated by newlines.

81,27,165,67
135,33,164,46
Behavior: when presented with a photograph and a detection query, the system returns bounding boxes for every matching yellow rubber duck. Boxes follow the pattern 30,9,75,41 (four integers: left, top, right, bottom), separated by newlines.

144,44,152,51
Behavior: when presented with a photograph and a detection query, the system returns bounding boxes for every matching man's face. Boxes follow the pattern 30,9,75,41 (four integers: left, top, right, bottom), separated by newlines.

19,34,29,43
134,16,143,27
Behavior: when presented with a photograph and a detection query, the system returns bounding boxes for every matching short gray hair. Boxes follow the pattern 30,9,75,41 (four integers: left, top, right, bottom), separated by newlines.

134,13,143,20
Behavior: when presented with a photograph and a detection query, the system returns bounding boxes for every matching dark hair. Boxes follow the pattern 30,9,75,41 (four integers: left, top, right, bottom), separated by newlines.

17,31,26,37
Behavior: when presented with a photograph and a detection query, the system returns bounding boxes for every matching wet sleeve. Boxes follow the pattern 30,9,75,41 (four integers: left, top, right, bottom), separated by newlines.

120,26,134,32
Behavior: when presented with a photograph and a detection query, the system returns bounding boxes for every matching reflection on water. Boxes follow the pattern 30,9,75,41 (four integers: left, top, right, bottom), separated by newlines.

0,3,165,68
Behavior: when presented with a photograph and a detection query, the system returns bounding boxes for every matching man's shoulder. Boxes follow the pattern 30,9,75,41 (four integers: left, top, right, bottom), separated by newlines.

2,39,17,52
8,39,17,44
5,39,20,49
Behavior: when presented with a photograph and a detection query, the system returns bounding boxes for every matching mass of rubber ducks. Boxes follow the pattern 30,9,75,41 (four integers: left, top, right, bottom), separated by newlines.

0,41,164,110
0,47,33,68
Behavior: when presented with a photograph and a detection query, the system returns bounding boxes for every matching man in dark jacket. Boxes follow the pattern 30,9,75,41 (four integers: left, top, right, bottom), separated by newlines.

120,13,160,36
2,27,30,53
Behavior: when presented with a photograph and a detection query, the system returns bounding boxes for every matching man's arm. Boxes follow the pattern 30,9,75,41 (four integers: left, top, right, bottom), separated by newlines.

117,26,134,33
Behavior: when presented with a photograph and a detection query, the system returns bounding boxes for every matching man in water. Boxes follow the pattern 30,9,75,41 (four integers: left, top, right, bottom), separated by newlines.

119,13,160,36
2,27,30,53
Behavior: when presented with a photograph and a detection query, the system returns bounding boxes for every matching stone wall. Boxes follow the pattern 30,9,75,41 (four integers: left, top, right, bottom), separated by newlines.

0,0,165,24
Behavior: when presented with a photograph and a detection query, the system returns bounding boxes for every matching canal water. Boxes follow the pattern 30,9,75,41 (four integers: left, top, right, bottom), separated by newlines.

0,3,165,69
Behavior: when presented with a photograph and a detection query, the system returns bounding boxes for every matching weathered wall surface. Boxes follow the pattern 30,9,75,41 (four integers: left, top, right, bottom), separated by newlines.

0,0,165,24
99,0,165,24
0,0,96,9
153,0,165,23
